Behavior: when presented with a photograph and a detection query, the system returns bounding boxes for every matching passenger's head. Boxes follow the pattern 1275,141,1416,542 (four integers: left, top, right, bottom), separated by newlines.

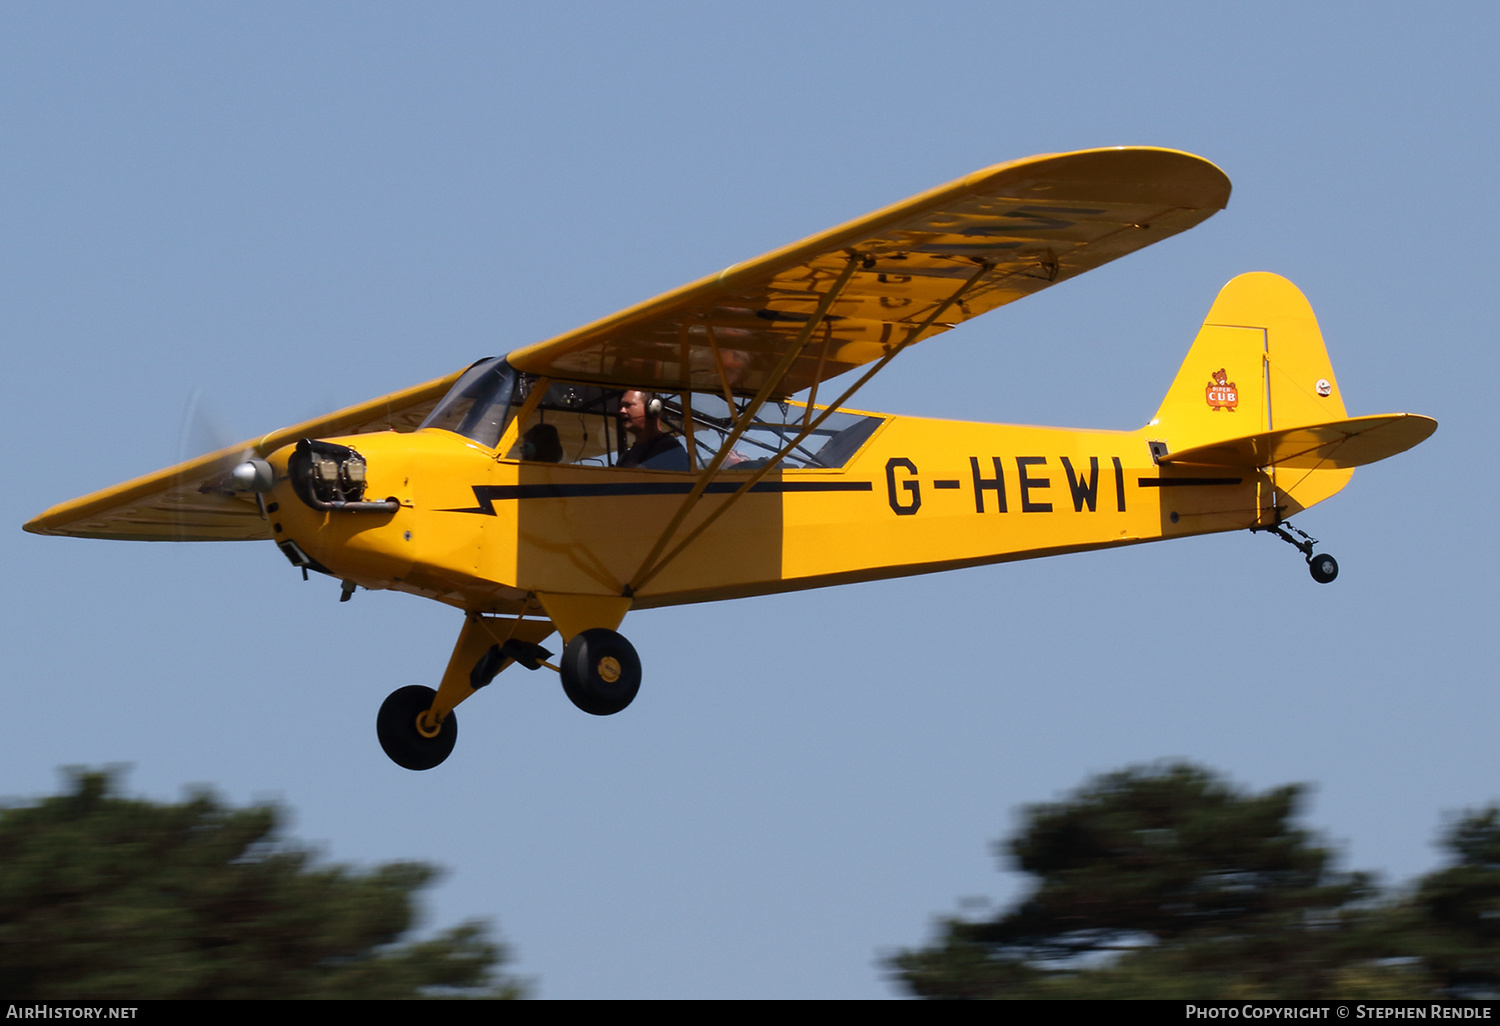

520,423,563,463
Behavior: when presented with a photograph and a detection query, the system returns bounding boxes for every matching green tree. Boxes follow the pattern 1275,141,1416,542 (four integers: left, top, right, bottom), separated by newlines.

0,769,525,999
889,763,1426,999
1398,807,1500,999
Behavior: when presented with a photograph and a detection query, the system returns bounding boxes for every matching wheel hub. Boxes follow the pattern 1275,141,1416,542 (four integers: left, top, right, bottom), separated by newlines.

597,655,621,683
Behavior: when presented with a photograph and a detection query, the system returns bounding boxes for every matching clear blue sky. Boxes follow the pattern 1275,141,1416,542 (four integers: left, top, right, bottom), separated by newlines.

3,2,1494,998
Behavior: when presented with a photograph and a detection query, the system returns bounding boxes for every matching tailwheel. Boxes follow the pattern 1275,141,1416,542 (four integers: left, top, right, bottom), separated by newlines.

377,685,457,770
1309,552,1339,584
560,628,641,716
1253,521,1339,585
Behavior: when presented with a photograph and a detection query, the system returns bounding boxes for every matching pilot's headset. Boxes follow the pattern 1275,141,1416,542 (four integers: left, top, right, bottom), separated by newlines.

618,390,664,419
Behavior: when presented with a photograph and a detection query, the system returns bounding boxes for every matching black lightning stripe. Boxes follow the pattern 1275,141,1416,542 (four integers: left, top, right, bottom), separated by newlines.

444,480,873,515
1136,477,1243,487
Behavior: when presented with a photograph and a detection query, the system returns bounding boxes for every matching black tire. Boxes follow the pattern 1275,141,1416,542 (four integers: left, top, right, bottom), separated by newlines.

1309,553,1339,584
560,628,641,716
377,685,457,770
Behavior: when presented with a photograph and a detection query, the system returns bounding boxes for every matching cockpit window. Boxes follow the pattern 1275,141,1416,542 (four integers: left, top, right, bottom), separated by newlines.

418,358,517,449
497,372,883,471
503,378,624,465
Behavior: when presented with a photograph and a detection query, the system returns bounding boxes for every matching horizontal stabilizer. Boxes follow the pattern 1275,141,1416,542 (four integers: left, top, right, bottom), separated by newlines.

1158,413,1437,470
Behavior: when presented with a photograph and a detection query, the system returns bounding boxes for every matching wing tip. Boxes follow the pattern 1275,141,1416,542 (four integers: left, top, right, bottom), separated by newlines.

22,506,70,536
961,146,1232,210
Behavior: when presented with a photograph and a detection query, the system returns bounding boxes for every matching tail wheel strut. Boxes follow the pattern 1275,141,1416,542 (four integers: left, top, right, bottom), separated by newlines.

1252,521,1339,585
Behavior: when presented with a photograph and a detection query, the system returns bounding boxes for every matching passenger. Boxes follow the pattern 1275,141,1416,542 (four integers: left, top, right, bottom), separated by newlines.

713,349,755,467
618,390,689,470
520,423,563,463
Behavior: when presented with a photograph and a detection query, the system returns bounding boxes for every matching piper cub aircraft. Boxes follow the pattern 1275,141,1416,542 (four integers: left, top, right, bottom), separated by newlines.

26,148,1436,770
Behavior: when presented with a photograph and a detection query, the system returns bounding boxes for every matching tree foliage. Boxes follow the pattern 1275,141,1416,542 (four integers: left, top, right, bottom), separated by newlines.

1401,807,1500,998
890,763,1499,999
0,769,524,999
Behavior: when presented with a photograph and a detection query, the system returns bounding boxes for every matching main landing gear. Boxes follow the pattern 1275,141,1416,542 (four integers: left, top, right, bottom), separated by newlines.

1253,521,1339,584
559,628,642,716
375,623,643,770
377,685,458,771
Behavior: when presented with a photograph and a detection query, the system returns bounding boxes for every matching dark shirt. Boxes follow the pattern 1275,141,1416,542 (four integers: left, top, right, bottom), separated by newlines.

620,433,689,470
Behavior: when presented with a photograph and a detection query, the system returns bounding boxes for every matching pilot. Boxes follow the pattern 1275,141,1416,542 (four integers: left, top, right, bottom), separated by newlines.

618,390,689,470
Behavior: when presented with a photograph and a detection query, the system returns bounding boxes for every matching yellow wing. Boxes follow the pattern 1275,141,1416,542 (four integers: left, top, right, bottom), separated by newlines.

27,147,1229,542
24,370,462,540
507,147,1230,397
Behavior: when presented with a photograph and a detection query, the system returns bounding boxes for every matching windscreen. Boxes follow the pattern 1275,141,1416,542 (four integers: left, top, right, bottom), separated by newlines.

418,358,517,449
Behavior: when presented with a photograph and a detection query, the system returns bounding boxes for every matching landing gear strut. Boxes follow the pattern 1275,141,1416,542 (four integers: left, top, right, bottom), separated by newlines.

373,614,642,769
1253,521,1339,584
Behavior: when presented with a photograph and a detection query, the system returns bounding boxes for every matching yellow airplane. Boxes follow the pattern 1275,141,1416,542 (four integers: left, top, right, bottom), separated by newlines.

25,147,1436,770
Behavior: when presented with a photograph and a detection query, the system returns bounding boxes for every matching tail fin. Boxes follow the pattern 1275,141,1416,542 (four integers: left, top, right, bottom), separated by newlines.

1150,273,1354,516
1152,272,1349,439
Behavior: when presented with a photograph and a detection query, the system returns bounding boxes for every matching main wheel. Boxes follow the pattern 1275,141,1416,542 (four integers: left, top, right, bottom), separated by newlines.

560,628,641,716
377,685,457,770
1309,553,1339,584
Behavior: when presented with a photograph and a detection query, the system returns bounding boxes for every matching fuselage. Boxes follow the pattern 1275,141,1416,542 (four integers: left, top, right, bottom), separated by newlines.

264,411,1268,614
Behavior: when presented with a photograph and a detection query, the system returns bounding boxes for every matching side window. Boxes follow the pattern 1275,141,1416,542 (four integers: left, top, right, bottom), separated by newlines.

504,378,623,465
674,395,882,470
502,376,882,471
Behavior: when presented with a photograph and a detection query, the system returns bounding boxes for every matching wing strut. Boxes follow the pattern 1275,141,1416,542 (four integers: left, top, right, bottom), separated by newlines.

620,252,864,594
624,258,995,596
